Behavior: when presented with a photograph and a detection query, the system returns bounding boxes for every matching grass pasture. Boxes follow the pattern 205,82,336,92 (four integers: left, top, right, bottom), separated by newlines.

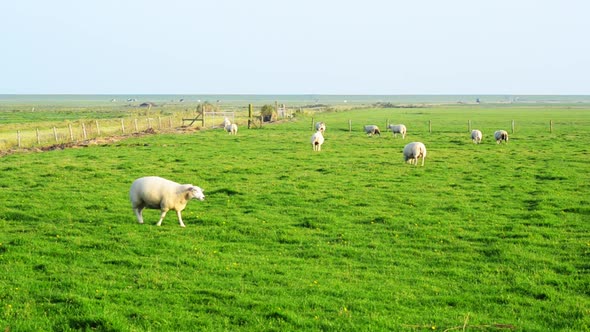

0,105,589,331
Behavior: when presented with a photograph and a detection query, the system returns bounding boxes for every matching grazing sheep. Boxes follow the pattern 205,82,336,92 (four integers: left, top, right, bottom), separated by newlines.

225,123,238,135
315,121,326,133
387,124,407,139
403,142,427,166
364,125,381,136
129,176,205,227
471,129,483,144
494,130,509,144
311,130,325,151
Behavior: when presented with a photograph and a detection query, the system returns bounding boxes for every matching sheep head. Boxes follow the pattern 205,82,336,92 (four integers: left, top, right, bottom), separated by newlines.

185,186,205,201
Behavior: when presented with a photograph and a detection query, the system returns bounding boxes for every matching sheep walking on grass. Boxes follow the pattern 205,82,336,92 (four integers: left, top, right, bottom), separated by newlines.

311,130,325,151
387,124,406,139
364,125,381,136
225,123,238,135
471,129,483,144
315,122,326,133
494,130,509,144
222,117,238,135
129,176,205,227
403,142,427,166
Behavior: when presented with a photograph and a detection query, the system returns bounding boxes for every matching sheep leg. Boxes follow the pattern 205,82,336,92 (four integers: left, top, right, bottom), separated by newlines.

134,207,144,224
156,210,168,226
176,210,186,228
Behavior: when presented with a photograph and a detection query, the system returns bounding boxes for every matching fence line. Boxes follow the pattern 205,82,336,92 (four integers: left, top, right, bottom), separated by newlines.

2,116,583,152
341,119,575,135
3,116,178,151
2,110,265,152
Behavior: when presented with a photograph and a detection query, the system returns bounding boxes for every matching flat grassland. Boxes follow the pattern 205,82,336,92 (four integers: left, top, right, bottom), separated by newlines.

1,105,589,331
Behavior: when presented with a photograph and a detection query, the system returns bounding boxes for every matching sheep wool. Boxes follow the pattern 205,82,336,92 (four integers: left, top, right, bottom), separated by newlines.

311,130,325,151
129,176,205,227
315,122,326,133
226,123,238,135
364,125,381,136
403,142,427,166
494,130,509,144
387,124,407,139
471,129,483,144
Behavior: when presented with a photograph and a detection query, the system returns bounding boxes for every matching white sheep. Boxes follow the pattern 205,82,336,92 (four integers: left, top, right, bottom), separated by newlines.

387,124,407,139
403,142,427,166
222,117,231,127
225,123,238,135
494,130,509,144
471,129,483,144
311,130,325,151
315,122,326,133
129,176,205,227
364,125,381,136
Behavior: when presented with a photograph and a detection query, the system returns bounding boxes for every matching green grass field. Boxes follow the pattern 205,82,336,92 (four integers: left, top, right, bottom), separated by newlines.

1,105,589,331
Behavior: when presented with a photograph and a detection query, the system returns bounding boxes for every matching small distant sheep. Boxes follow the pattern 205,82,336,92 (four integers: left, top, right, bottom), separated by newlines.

403,142,427,166
364,125,381,136
129,176,205,227
471,129,483,144
315,122,326,133
387,124,407,139
225,123,238,135
311,130,325,151
494,130,509,144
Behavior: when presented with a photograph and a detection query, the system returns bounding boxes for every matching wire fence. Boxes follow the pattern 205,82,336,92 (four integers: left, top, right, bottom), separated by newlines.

0,109,291,152
3,112,589,153
1,116,175,151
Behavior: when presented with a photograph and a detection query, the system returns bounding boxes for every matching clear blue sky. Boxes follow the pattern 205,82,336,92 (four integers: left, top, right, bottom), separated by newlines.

1,0,589,95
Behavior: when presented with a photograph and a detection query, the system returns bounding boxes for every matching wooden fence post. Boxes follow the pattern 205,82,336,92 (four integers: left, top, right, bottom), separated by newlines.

53,127,58,142
96,120,101,136
248,104,253,129
429,120,432,133
82,123,87,140
511,120,515,134
121,119,126,134
147,117,152,129
36,128,41,145
134,119,138,132
550,120,553,133
69,124,74,141
349,120,352,132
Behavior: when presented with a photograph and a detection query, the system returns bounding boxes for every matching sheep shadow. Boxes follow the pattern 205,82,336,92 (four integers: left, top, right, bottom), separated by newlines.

206,188,241,196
